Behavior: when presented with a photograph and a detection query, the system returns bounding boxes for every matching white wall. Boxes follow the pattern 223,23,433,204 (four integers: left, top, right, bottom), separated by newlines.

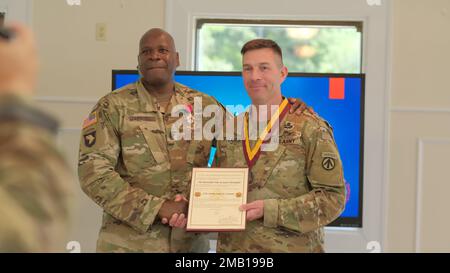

387,0,450,252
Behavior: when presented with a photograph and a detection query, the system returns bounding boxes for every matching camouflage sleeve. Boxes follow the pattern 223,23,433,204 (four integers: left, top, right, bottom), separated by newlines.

0,113,73,252
78,98,164,233
0,186,39,252
0,149,72,252
263,122,346,233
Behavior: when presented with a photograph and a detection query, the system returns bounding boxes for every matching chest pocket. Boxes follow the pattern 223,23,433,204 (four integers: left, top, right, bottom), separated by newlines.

119,117,168,172
265,140,309,197
138,124,168,164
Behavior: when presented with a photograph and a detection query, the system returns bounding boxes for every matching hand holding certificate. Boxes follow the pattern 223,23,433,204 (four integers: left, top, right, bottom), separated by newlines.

186,168,248,231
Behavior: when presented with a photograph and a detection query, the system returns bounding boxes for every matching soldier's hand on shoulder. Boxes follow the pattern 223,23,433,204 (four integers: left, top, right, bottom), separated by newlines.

288,98,315,116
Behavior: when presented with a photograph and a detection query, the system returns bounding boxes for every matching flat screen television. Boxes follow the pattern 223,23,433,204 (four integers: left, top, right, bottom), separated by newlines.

112,70,365,228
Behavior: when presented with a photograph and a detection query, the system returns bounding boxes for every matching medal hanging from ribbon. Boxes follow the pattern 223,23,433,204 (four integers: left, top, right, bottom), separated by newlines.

242,98,290,168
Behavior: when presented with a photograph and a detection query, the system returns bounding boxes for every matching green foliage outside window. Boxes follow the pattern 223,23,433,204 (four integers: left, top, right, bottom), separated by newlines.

196,24,361,73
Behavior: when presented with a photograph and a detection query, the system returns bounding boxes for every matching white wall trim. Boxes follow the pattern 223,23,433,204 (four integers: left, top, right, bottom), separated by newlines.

168,12,370,70
391,107,450,113
415,138,424,253
415,137,450,253
34,96,98,104
381,0,394,253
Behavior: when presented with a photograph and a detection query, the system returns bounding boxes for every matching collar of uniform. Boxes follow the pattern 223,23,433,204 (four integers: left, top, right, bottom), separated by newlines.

166,82,192,113
136,80,191,113
270,97,291,139
0,93,60,134
278,110,292,138
240,98,291,140
0,93,30,106
174,82,186,94
136,79,158,113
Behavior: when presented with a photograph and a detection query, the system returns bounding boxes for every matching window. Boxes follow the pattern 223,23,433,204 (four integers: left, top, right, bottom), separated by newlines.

195,19,362,73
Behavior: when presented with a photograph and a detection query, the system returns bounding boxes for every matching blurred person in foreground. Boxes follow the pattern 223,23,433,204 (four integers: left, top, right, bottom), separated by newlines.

0,22,73,252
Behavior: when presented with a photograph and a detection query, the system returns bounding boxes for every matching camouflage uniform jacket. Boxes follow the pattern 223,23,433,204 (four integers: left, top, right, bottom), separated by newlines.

78,80,221,252
0,94,73,252
216,109,346,253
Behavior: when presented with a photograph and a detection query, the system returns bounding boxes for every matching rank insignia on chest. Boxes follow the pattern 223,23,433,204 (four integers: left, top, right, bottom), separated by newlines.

284,121,294,131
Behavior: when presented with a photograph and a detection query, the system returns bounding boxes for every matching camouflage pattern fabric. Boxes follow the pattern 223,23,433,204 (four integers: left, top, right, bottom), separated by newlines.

0,95,73,252
216,109,346,253
78,80,222,252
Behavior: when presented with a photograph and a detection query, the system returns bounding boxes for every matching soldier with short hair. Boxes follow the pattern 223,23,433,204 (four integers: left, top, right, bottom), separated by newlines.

216,39,346,252
0,23,73,252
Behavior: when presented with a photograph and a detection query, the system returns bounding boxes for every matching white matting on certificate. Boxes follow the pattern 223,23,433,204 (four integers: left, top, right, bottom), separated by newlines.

186,168,248,232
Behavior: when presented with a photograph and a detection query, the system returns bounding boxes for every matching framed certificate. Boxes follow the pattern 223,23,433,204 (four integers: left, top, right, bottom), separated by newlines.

186,168,249,232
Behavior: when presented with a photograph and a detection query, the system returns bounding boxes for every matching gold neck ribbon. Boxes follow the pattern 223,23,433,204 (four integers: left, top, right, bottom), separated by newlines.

243,98,290,167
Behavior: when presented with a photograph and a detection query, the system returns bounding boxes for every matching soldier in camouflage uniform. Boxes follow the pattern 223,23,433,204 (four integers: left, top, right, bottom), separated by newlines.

0,23,73,252
78,28,222,252
216,39,346,253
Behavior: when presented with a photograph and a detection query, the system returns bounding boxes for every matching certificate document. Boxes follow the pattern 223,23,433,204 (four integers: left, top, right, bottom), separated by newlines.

186,168,248,231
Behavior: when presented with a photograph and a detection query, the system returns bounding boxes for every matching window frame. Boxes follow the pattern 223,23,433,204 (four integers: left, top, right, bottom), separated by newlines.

194,18,364,73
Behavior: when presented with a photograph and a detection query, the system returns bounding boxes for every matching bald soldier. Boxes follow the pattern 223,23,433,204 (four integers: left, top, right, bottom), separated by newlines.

216,39,346,252
78,28,219,252
0,23,73,252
